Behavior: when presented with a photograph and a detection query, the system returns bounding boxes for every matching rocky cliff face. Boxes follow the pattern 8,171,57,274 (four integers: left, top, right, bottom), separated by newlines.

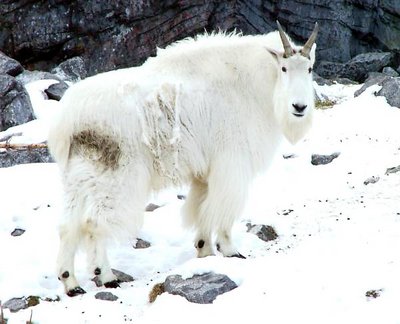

1,1,400,76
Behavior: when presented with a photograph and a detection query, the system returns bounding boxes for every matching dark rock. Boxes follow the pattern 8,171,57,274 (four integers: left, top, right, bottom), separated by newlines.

164,272,237,304
133,238,151,249
0,147,54,168
0,74,35,131
2,2,400,77
145,203,160,212
111,269,134,283
313,72,333,86
385,165,400,175
343,52,394,83
315,61,346,81
0,51,23,76
92,268,134,287
44,81,69,101
354,72,391,97
366,289,383,299
311,153,340,166
51,57,87,82
11,228,25,236
283,153,297,159
377,78,400,108
363,176,380,185
318,52,394,82
94,292,119,301
246,223,278,242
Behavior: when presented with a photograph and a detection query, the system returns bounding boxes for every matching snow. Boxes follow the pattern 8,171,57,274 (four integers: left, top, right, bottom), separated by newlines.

1,80,400,323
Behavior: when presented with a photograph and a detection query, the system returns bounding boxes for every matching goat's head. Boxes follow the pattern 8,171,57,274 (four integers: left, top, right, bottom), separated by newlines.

267,21,319,143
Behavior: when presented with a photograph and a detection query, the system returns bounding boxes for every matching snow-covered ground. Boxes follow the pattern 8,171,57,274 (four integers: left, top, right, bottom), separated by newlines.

0,81,399,324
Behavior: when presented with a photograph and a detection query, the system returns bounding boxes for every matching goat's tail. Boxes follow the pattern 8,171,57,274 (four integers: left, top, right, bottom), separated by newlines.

47,102,73,170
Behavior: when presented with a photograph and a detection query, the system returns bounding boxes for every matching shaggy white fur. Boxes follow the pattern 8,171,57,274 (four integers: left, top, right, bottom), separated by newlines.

48,26,317,295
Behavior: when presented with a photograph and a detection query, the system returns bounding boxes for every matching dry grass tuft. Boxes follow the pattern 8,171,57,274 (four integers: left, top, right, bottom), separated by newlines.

149,283,165,303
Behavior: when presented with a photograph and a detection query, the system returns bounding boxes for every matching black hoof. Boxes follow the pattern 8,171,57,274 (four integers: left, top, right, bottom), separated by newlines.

104,280,120,288
228,252,246,259
67,286,86,297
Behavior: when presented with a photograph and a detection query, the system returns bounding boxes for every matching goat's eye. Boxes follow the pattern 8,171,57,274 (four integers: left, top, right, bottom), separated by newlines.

282,67,287,72
308,67,312,73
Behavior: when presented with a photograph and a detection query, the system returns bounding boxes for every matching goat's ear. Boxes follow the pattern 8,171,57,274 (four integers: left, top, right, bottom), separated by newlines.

309,43,317,65
266,47,282,63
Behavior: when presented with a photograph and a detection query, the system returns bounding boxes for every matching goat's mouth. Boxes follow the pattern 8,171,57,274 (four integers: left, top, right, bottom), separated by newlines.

292,112,305,117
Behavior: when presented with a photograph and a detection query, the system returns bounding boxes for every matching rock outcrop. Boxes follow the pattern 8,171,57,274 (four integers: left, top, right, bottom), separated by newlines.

1,1,400,76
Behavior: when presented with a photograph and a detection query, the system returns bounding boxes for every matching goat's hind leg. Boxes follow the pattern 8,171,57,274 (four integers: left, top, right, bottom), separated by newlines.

84,223,119,288
57,222,86,297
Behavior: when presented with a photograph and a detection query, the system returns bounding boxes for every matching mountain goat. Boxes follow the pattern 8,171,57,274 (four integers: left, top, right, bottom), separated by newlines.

48,21,319,296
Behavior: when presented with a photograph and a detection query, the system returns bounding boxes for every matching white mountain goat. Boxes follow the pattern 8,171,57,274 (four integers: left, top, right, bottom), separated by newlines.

48,21,319,296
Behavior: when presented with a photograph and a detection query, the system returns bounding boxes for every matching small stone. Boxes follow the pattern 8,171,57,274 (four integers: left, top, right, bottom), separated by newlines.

246,223,278,242
92,269,133,287
133,238,151,249
283,153,296,159
112,269,134,283
311,152,340,165
366,289,383,299
385,165,400,175
44,81,69,101
145,203,160,212
363,176,380,185
11,228,25,236
94,292,118,301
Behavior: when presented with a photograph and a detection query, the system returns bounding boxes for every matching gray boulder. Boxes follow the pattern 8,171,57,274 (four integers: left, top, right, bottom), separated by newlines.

354,72,391,97
0,74,34,131
3,296,40,313
2,1,400,76
0,147,54,168
344,52,394,82
0,51,23,76
382,66,399,77
377,78,400,108
164,272,238,304
317,52,395,82
51,57,87,82
356,74,400,108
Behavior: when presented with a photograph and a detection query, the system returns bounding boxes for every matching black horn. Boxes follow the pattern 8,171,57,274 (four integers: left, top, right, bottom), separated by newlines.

301,22,319,58
276,20,294,58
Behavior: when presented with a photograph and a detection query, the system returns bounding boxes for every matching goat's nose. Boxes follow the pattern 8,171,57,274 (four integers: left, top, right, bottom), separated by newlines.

292,103,307,113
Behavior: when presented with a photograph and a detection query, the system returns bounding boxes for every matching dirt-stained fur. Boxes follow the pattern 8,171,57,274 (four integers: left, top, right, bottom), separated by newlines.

71,130,121,170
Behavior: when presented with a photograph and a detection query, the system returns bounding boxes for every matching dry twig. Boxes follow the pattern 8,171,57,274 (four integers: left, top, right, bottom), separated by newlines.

0,143,48,150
